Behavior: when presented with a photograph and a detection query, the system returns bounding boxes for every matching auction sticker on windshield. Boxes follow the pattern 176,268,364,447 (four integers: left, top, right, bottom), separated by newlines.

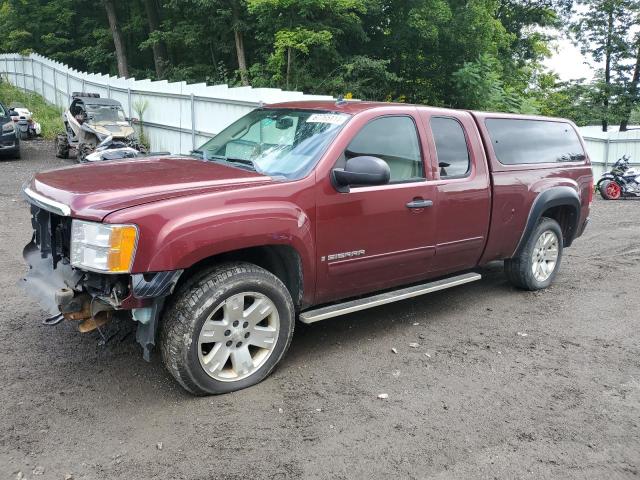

306,113,348,125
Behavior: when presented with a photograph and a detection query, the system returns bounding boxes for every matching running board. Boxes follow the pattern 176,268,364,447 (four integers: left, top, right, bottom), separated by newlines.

299,272,481,324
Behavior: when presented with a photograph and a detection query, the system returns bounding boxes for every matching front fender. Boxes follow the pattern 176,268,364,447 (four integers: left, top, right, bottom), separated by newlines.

596,174,614,187
104,197,315,291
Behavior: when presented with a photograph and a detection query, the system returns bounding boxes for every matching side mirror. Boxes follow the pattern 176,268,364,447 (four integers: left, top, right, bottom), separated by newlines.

332,156,390,192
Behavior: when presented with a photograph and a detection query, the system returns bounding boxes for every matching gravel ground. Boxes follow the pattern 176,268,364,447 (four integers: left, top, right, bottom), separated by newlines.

1,141,639,480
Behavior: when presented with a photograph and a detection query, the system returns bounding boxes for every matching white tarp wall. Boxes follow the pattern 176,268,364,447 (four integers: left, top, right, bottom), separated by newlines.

579,126,640,182
0,53,333,154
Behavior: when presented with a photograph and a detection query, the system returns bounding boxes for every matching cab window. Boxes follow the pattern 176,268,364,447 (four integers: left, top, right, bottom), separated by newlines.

346,116,424,183
430,117,471,178
485,118,585,164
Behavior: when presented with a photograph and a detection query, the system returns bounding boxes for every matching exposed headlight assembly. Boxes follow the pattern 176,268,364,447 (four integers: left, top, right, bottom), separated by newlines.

2,121,15,133
71,220,138,273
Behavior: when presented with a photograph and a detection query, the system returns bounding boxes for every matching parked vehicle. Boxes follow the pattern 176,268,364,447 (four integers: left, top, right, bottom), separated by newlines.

9,103,42,140
597,154,640,200
55,92,146,162
0,101,20,159
21,101,593,395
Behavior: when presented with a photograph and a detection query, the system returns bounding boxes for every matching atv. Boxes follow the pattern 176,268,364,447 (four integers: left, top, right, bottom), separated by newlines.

55,92,147,162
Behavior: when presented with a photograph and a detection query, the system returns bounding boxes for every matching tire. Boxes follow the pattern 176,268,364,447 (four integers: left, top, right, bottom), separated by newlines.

504,217,563,291
599,179,622,200
19,130,28,141
55,134,69,159
76,142,93,163
160,262,295,395
5,147,21,160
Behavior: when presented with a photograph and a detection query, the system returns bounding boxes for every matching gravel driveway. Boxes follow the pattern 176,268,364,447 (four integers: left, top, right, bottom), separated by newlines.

1,141,639,479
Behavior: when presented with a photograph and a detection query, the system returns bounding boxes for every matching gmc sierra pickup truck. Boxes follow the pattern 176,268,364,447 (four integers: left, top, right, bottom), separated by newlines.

21,101,592,395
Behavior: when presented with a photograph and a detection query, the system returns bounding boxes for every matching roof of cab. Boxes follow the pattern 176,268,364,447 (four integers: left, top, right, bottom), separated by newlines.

74,97,123,107
265,100,403,114
265,100,575,125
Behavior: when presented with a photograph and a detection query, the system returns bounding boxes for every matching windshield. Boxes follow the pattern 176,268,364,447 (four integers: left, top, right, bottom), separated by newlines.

193,108,350,179
86,104,127,124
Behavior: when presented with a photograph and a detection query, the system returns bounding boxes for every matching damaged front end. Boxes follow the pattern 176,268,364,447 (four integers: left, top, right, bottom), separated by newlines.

20,189,182,360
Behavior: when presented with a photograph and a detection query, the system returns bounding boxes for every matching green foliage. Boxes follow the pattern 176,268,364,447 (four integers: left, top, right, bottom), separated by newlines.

571,0,640,128
453,53,529,112
0,77,63,139
0,0,636,127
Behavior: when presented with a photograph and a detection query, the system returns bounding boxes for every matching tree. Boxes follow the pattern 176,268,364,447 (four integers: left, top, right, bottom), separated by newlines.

571,0,637,131
0,0,621,128
619,30,640,130
103,0,129,77
142,0,169,78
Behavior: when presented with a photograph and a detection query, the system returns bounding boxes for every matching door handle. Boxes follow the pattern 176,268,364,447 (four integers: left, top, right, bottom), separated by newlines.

406,198,433,209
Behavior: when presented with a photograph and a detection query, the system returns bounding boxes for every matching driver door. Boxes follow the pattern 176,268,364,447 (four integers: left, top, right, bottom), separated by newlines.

315,110,438,304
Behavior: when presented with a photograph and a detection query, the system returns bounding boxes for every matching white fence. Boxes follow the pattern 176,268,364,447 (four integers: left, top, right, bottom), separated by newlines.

1,53,637,180
579,126,640,182
0,53,333,154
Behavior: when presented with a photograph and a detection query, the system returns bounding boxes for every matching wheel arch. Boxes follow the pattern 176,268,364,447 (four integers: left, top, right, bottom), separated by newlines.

176,245,306,310
512,186,581,256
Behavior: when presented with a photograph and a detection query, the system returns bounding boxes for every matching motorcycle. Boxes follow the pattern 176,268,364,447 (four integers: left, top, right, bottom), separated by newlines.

597,154,640,200
9,104,41,140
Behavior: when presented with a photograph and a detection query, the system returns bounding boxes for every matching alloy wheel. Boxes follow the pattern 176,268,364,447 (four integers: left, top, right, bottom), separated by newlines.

197,291,280,382
531,230,559,282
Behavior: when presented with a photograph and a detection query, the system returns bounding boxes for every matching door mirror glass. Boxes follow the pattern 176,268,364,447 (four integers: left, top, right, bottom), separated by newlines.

332,155,390,192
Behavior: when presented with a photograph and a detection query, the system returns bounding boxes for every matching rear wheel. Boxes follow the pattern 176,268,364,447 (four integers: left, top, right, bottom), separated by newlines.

55,134,69,159
505,217,563,290
160,263,295,395
600,179,622,200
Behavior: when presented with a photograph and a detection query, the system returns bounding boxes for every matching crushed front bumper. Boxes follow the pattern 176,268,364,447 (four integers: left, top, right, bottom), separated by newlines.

21,237,182,360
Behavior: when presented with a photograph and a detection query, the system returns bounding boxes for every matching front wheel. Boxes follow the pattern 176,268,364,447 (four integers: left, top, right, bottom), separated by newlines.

599,179,622,200
505,217,563,291
160,263,295,395
76,142,94,163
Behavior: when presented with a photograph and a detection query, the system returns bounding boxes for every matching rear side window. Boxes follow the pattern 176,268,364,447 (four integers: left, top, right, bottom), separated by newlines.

486,119,585,165
347,116,423,182
430,117,470,178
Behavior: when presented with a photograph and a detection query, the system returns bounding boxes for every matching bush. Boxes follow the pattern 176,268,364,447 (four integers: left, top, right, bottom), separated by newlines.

0,78,63,139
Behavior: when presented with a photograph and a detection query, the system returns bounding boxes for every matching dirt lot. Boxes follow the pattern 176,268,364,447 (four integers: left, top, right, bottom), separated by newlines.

1,141,639,480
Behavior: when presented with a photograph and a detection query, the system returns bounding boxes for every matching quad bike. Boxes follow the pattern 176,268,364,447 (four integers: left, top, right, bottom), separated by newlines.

55,92,147,162
597,154,640,200
9,103,41,140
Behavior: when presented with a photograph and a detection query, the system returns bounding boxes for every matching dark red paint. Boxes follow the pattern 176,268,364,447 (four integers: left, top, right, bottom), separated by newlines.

28,101,592,308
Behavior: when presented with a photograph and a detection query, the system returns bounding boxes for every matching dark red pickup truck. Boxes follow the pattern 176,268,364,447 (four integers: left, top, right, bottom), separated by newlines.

21,101,592,394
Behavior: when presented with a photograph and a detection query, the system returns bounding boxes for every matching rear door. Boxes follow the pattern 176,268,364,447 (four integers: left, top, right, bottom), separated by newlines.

314,108,438,304
417,109,491,275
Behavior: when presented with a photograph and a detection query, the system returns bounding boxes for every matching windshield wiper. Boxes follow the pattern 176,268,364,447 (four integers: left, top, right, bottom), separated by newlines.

207,154,258,172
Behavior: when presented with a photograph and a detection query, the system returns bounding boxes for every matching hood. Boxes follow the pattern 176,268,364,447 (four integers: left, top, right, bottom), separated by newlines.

27,156,273,221
88,123,135,138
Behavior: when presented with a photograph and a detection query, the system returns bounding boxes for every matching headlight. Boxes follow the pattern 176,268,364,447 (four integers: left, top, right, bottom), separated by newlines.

71,220,138,273
2,121,14,133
